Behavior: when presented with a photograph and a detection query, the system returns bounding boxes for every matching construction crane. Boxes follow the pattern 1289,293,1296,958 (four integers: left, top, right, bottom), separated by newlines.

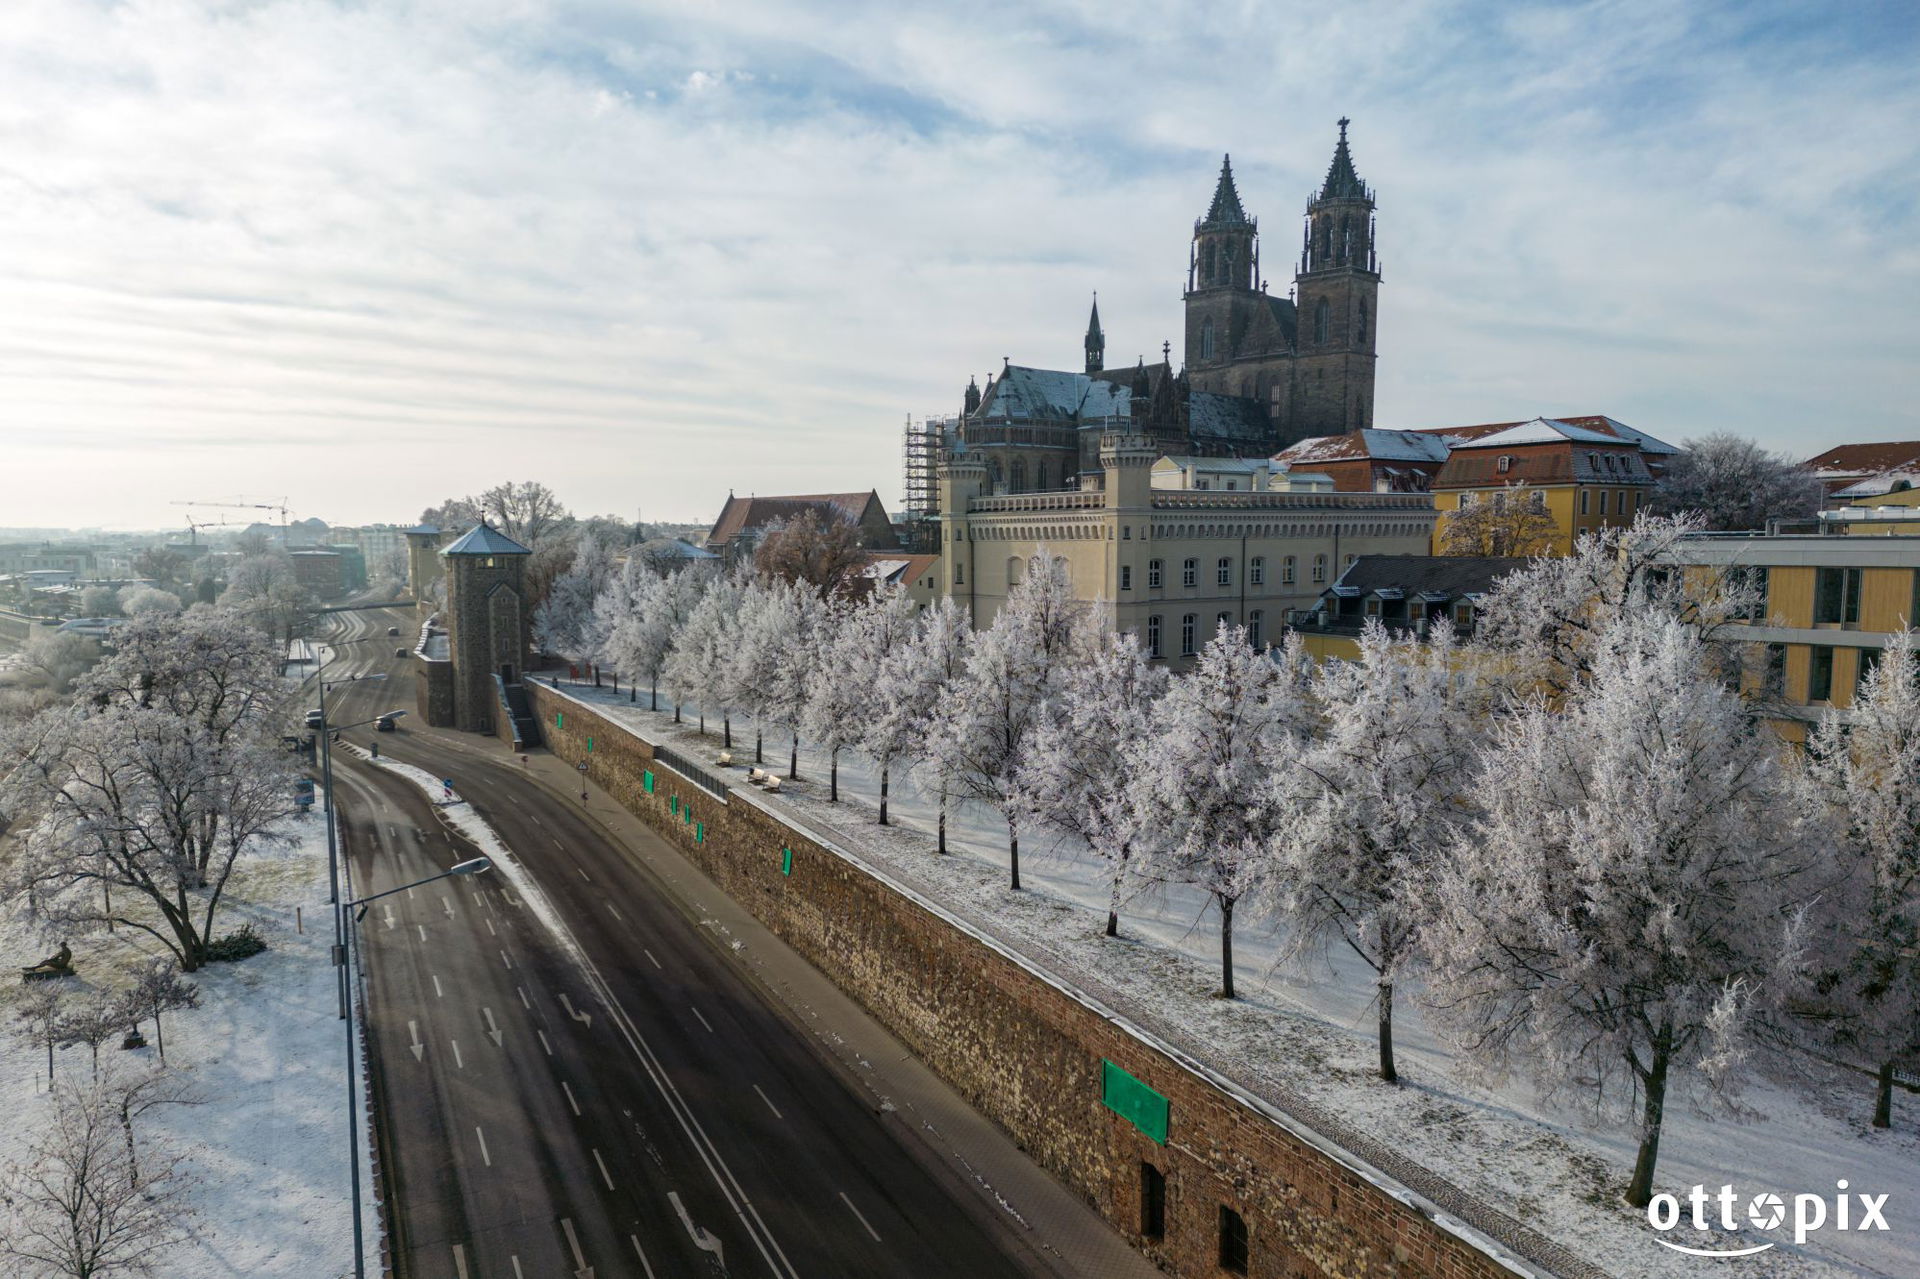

172,497,292,529
181,516,233,547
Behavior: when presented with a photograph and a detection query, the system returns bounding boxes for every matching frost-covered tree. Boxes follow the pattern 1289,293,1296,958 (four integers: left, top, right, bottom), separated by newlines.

663,572,745,738
125,959,200,1067
1439,484,1560,557
804,586,919,805
753,509,868,600
217,553,311,652
1271,620,1481,1082
726,579,818,775
919,553,1085,888
1805,629,1920,1128
887,597,971,845
598,561,708,713
533,533,613,676
1654,431,1823,531
76,610,284,744
1018,625,1167,937
17,987,66,1085
1472,512,1756,695
1136,628,1309,999
116,587,180,618
1424,611,1823,1207
78,586,120,618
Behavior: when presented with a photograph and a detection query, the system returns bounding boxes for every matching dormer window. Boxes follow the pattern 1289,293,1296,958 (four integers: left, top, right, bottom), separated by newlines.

1496,455,1512,474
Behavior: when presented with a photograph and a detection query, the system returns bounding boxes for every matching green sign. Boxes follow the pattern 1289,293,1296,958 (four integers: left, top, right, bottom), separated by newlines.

669,795,679,815
781,847,792,876
555,711,564,728
695,822,705,845
1101,1060,1168,1145
587,737,594,752
683,804,693,825
643,771,654,794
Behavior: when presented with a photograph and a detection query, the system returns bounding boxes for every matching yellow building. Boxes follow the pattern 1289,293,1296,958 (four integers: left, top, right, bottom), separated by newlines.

1428,418,1662,556
1288,555,1530,662
1667,533,1920,742
937,434,1436,667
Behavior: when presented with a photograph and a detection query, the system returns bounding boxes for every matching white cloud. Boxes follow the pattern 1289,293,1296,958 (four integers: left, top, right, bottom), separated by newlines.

0,0,1914,530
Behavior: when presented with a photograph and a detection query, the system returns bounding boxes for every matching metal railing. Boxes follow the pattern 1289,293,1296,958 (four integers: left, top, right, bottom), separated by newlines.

651,741,732,803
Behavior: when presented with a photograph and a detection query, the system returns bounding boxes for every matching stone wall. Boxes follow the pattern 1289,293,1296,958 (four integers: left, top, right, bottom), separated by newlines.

0,611,34,645
414,655,454,728
528,684,1527,1279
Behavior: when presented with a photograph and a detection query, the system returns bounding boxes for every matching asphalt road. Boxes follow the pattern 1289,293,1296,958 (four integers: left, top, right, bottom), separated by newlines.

313,605,1103,1279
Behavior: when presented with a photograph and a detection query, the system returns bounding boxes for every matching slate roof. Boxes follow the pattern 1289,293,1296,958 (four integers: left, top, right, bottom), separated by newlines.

1318,119,1369,202
1407,415,1678,455
1188,392,1271,444
1203,155,1251,225
976,365,1130,424
1325,555,1530,600
1447,418,1625,449
440,523,533,557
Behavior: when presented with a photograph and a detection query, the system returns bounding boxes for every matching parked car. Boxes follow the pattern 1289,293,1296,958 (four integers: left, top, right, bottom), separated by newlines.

304,709,325,730
387,626,400,636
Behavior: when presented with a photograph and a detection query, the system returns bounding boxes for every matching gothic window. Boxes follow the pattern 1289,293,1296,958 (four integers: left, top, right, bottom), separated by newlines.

1358,300,1370,343
1314,298,1330,344
1202,243,1216,283
1011,458,1026,493
1339,216,1351,263
1036,461,1050,491
1201,319,1215,361
1221,243,1234,285
989,457,1003,492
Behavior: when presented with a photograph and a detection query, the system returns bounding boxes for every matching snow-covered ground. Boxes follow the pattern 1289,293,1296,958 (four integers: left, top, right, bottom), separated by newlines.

0,804,379,1278
549,678,1920,1279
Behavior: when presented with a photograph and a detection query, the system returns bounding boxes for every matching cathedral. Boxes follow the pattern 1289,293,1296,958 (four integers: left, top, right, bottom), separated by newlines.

951,121,1380,494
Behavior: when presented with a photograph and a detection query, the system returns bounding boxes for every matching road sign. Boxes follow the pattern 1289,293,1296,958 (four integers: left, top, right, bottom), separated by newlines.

577,762,588,772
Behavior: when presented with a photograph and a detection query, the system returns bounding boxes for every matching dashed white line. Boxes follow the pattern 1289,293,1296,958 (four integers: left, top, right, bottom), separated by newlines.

474,1126,491,1167
562,1081,581,1116
576,863,591,881
510,1258,524,1279
629,1235,658,1279
607,903,622,921
689,1006,714,1034
431,974,443,999
452,1243,470,1279
416,924,427,942
753,1084,783,1119
485,917,497,936
839,1191,881,1242
451,1040,463,1070
537,1029,552,1056
593,1148,616,1191
644,948,661,969
500,949,513,970
517,985,530,1009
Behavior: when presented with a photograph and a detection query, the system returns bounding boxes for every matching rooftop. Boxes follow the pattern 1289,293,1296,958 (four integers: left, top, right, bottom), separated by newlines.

440,523,533,557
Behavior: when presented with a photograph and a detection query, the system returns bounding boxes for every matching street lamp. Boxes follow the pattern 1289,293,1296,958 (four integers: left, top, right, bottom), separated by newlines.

339,856,491,1279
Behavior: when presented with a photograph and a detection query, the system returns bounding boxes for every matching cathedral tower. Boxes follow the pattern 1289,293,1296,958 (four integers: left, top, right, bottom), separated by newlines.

1084,294,1104,374
1289,119,1380,434
1183,156,1269,387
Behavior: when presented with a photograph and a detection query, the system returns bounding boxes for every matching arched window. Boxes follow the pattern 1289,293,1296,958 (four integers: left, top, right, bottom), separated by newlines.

1221,243,1235,285
1182,558,1198,588
1314,298,1330,344
1010,458,1027,493
1006,556,1023,585
1180,614,1197,656
1282,555,1296,584
1358,300,1370,344
1338,216,1350,263
1036,461,1050,491
1313,553,1328,583
989,457,1003,492
1202,243,1216,283
1217,557,1232,586
1201,319,1215,361
1148,559,1163,588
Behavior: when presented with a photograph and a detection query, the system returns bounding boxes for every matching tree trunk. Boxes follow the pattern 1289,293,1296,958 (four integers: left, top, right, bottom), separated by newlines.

1626,1026,1674,1208
879,765,889,825
1107,856,1126,937
593,665,601,688
829,751,838,802
755,729,763,764
723,714,731,748
155,1012,167,1065
122,1100,139,1188
1874,1059,1894,1129
789,735,799,780
1378,980,1398,1084
1219,895,1235,999
937,795,947,854
651,680,658,712
1008,816,1021,891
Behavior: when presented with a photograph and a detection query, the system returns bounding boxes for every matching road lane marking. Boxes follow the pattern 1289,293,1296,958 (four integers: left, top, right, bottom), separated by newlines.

537,1029,552,1056
644,948,661,969
450,1039,464,1069
561,1217,590,1272
407,1021,425,1062
689,1006,714,1034
452,1244,470,1279
442,895,455,919
517,985,530,1009
416,924,427,943
510,1258,524,1279
593,1148,616,1191
668,1191,726,1264
500,949,513,970
432,974,443,999
474,1126,491,1166
482,1007,503,1046
607,903,622,921
382,906,396,931
629,1235,657,1279
559,994,593,1028
562,1081,580,1116
753,1085,782,1119
576,863,591,881
839,1191,882,1242
485,917,497,936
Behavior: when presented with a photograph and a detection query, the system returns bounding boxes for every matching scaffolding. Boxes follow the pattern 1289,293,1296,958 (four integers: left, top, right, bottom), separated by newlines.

901,413,953,520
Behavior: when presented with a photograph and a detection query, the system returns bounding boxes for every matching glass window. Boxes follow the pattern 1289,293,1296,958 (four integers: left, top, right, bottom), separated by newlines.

1762,643,1786,699
954,562,964,585
1216,610,1231,634
1313,554,1327,583
1247,610,1263,650
1182,559,1198,588
1181,614,1196,656
1250,556,1265,586
1811,645,1836,701
1148,559,1162,588
1580,489,1591,516
1282,555,1295,584
1364,598,1381,616
1735,565,1769,621
1219,1205,1249,1275
1146,616,1162,658
1455,602,1473,628
1217,557,1232,586
1120,565,1133,591
1598,490,1608,516
1858,646,1881,695
1815,568,1862,624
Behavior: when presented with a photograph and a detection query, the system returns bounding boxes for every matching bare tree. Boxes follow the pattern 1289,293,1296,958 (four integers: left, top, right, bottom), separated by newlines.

418,496,481,530
478,480,571,547
1654,431,1823,530
753,510,867,599
0,1075,193,1278
125,960,200,1066
18,987,68,1085
1439,484,1560,557
55,995,122,1080
130,550,184,588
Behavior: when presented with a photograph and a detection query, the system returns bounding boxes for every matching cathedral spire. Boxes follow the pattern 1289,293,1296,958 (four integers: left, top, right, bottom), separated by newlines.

1084,293,1104,374
1203,154,1250,225
1317,117,1369,202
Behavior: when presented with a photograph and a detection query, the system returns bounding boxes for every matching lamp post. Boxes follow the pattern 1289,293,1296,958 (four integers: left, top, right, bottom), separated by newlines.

340,856,491,1279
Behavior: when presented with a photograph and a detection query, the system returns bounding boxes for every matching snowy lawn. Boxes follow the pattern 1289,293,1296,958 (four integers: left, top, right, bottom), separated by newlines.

0,803,379,1279
550,677,1920,1279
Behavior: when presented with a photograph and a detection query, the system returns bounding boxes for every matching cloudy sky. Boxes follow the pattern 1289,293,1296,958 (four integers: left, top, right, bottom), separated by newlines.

2,0,1916,532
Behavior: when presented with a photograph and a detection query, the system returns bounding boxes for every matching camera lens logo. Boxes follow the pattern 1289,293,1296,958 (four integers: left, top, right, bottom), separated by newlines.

1647,1183,1889,1257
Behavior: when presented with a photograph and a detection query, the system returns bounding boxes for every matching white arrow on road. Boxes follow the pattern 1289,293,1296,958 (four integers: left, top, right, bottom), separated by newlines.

441,895,455,920
382,905,396,931
482,1007,502,1046
407,1020,425,1062
560,1217,594,1279
668,1191,725,1265
559,994,593,1029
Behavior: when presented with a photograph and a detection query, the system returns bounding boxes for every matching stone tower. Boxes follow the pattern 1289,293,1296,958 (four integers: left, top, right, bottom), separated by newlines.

1290,119,1380,434
1183,155,1267,383
440,522,532,734
1084,294,1105,374
403,523,445,617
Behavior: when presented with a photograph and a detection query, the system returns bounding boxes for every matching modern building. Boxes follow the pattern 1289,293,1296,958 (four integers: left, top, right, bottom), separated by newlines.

288,549,344,599
1664,533,1920,741
936,432,1435,666
1288,555,1529,661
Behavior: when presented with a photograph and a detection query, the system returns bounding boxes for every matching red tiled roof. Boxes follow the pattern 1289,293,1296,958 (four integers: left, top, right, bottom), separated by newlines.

707,492,879,548
1802,441,1920,476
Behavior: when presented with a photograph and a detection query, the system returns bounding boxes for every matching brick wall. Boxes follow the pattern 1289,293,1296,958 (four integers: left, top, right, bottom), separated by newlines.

529,683,1528,1279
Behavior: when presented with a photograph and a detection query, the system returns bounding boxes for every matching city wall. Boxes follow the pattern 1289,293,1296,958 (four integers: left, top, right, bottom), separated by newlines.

526,682,1530,1279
